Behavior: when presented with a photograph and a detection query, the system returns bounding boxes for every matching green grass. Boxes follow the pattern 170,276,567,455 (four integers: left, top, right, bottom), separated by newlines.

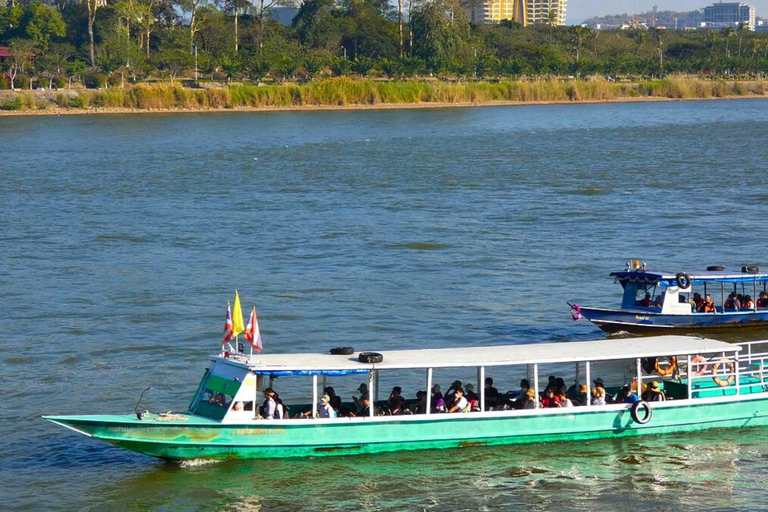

3,77,767,112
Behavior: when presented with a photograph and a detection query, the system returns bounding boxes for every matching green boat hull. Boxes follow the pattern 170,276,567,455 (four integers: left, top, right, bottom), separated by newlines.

44,395,768,460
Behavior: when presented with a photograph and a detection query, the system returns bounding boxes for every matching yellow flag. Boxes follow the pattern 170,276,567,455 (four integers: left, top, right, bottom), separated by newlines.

232,290,245,337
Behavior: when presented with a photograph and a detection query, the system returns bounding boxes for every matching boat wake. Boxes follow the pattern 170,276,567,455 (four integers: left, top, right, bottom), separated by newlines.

178,458,223,468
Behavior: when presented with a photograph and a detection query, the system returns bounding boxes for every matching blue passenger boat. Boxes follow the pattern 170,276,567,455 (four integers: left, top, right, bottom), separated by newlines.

574,261,768,334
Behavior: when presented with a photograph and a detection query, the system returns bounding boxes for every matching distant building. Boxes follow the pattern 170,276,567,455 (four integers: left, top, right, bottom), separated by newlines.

703,2,755,31
466,0,565,26
526,0,567,26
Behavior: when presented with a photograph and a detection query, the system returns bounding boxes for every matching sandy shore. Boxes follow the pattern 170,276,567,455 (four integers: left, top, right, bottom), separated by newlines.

0,94,765,117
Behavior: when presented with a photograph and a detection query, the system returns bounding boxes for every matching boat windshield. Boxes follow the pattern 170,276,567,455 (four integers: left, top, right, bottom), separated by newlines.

193,374,242,420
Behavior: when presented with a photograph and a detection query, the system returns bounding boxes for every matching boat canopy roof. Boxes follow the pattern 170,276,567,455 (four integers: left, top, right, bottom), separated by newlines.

610,270,768,285
220,336,738,374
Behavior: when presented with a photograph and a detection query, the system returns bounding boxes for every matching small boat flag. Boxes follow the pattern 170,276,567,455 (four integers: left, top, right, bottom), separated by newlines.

222,301,234,345
244,306,263,352
232,290,245,337
570,303,582,322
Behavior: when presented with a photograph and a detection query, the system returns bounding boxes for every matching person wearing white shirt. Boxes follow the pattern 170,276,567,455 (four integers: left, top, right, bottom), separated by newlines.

319,395,336,418
449,388,470,413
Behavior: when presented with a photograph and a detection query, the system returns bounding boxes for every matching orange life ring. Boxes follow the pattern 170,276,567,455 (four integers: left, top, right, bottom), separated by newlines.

691,355,709,377
655,356,677,376
711,358,735,387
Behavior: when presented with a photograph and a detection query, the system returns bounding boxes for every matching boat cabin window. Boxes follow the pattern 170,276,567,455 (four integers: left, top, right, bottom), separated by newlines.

620,280,660,308
193,374,243,420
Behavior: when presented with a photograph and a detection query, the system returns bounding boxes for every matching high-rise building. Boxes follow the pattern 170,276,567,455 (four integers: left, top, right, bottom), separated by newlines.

526,0,567,26
703,2,755,31
467,0,565,26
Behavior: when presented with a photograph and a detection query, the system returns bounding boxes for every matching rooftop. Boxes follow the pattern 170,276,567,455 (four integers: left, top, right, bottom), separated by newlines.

220,335,739,373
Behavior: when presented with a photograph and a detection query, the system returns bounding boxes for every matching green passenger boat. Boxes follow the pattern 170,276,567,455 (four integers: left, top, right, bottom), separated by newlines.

44,336,768,460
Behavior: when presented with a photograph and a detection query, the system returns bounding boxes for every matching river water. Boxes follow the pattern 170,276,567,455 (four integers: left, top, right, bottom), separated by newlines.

3,100,768,510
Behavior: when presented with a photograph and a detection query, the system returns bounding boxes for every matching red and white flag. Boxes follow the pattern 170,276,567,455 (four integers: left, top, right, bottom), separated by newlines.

222,301,234,345
244,306,263,352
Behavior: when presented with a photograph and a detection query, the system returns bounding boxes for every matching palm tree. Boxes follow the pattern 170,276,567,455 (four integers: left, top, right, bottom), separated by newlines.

737,22,747,57
722,25,735,58
574,26,590,63
547,9,556,46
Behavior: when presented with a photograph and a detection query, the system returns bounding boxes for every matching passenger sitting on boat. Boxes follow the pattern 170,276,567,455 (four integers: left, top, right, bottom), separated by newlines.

522,388,537,409
653,295,664,308
541,388,559,408
262,388,279,419
699,294,717,313
387,386,408,415
556,390,573,408
319,395,336,418
644,381,666,402
324,386,343,413
725,292,741,311
543,375,557,395
352,383,369,414
690,292,703,311
637,293,653,307
414,390,428,414
591,387,607,406
431,385,446,412
484,377,499,409
758,292,768,308
232,401,243,411
359,397,373,417
743,295,755,310
554,378,567,397
449,388,470,413
618,386,639,404
573,384,588,406
464,383,479,407
445,380,462,407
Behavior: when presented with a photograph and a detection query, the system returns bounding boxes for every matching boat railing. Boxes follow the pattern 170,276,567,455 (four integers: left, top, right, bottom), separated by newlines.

683,347,768,398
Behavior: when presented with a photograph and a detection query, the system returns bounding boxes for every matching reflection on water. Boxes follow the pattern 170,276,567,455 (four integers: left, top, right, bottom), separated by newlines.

78,429,765,511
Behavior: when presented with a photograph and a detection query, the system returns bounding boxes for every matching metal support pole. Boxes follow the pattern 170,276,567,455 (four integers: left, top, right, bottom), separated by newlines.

322,375,328,394
375,371,380,403
687,354,692,399
426,368,433,416
585,362,591,407
533,364,539,409
312,374,318,418
369,371,375,418
735,352,741,395
254,373,260,419
636,358,642,400
479,366,486,412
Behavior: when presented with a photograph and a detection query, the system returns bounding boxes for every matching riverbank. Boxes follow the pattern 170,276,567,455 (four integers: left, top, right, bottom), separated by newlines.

1,77,765,116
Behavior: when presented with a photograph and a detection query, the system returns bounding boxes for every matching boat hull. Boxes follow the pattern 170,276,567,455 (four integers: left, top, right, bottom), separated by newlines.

44,395,768,460
580,307,768,334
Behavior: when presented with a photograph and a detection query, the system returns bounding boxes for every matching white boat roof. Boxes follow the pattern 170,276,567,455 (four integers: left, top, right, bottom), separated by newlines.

224,336,739,372
611,270,768,282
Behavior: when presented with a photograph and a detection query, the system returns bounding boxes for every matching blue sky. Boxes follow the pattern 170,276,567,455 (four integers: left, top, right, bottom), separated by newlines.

569,0,768,24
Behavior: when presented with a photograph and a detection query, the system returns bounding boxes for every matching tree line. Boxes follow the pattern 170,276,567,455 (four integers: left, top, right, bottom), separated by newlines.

2,0,768,90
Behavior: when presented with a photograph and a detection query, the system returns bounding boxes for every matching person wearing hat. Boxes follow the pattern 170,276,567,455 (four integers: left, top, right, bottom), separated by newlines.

352,383,369,414
318,394,336,418
523,388,538,409
646,381,666,402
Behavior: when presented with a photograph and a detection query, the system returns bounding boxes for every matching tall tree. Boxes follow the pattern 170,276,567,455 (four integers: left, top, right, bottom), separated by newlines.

82,0,100,66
